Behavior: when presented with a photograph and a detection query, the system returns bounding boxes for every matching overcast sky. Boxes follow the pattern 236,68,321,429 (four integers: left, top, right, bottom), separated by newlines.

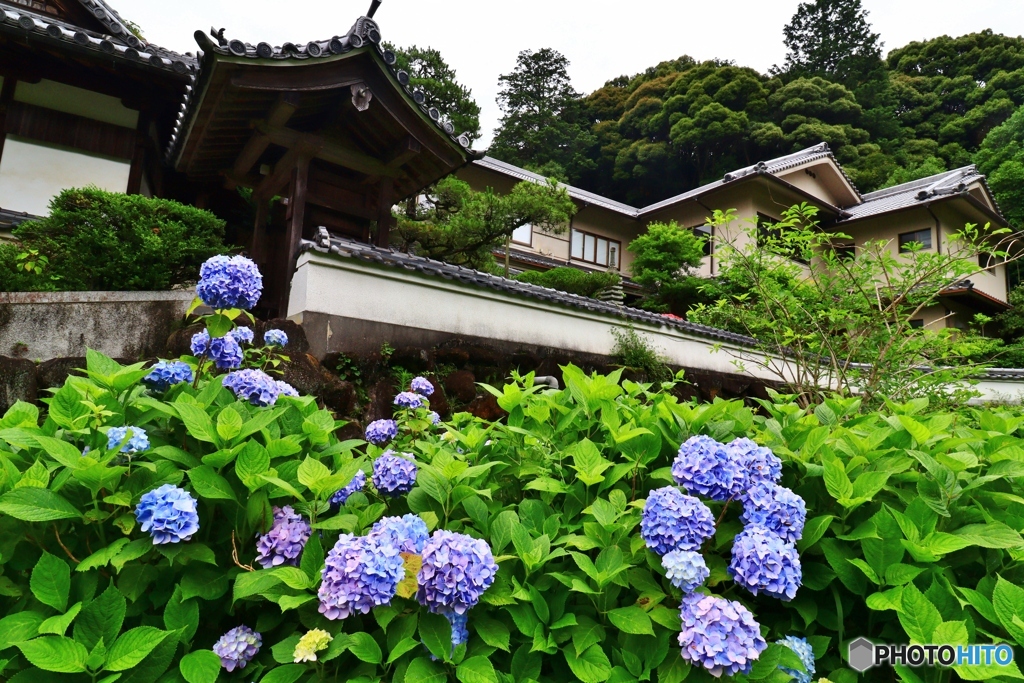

115,0,1024,147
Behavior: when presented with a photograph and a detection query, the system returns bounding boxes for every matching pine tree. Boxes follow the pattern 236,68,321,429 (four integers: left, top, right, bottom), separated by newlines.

388,44,481,142
781,0,883,86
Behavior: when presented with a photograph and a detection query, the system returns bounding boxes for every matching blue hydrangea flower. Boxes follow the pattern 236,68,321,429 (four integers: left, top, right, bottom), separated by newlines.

107,426,149,453
662,550,710,592
729,527,802,601
641,487,716,555
330,470,366,509
394,391,425,409
741,482,807,544
255,506,311,569
135,484,199,544
417,530,498,616
213,625,261,672
449,611,468,650
411,377,434,396
224,369,280,407
318,534,404,620
196,255,263,310
365,419,398,446
276,380,299,399
369,514,429,554
428,411,441,426
372,451,418,497
672,435,747,501
678,592,767,677
727,437,782,486
778,636,815,683
143,361,193,392
264,329,289,347
230,326,254,345
190,330,243,370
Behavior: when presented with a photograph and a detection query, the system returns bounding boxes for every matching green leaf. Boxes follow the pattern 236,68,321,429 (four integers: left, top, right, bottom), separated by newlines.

173,403,218,444
899,582,942,643
104,626,170,671
796,515,833,552
179,649,221,683
296,456,331,492
164,586,199,643
236,441,270,490
87,349,122,376
38,602,81,636
187,466,236,502
607,606,654,635
457,656,499,683
17,636,88,673
216,406,243,442
75,585,126,651
31,552,70,612
406,657,447,683
957,586,999,625
0,611,45,651
347,632,382,664
419,611,453,662
77,539,130,573
823,455,854,501
898,415,932,445
386,637,421,664
474,616,511,652
34,436,83,469
181,567,229,602
259,664,305,683
0,487,81,521
852,471,890,499
993,576,1024,647
490,510,519,554
564,643,613,683
884,564,925,586
272,567,311,590
953,523,1024,549
232,571,282,602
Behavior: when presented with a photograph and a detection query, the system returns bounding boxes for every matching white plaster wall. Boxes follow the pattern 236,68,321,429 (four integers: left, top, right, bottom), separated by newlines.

289,252,789,382
0,137,131,216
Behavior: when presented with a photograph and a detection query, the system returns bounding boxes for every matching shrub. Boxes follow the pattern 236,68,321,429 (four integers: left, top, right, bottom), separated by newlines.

5,187,226,291
514,266,620,298
611,324,673,382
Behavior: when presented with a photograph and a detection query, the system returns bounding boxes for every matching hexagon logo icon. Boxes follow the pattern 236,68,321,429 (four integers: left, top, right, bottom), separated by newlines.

848,637,876,672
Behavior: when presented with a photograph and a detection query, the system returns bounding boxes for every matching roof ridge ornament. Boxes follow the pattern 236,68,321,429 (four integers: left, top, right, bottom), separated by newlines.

367,0,382,18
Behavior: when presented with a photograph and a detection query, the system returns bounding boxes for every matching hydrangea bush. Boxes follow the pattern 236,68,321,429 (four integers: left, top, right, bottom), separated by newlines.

2,257,1024,682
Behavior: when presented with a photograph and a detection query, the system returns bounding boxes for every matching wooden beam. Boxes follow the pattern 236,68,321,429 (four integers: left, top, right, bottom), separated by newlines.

126,112,148,194
254,138,321,201
306,180,374,219
4,102,136,159
0,76,18,163
230,93,301,180
280,156,311,315
386,135,421,169
376,176,394,248
254,122,397,178
251,198,269,266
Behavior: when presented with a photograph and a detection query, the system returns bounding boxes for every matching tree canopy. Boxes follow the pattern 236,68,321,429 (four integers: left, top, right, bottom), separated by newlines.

388,44,482,142
780,0,884,88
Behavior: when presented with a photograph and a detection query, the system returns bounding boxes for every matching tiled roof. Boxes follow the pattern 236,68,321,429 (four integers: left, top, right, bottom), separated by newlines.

841,165,991,222
301,233,760,347
167,16,474,162
474,157,639,216
0,207,37,230
0,1,195,75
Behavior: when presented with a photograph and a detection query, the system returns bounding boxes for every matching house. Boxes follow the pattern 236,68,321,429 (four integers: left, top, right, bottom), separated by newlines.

458,143,1013,330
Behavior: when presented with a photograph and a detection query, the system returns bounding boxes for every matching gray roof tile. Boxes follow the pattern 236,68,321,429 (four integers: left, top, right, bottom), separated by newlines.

842,165,989,222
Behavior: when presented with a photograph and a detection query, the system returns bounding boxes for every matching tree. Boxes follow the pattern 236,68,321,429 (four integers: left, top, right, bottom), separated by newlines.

392,176,576,270
780,0,884,87
489,48,596,181
388,44,481,142
688,204,1012,406
976,104,1024,227
627,222,707,314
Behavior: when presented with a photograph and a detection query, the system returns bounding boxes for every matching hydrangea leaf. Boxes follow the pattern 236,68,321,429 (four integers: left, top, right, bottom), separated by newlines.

456,655,499,683
347,632,382,664
0,488,82,522
16,636,88,673
178,649,221,683
37,602,81,636
406,657,447,683
607,606,654,635
30,552,70,612
564,642,612,683
104,626,171,671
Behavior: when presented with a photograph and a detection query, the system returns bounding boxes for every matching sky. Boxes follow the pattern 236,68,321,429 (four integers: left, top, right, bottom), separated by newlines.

115,0,1024,147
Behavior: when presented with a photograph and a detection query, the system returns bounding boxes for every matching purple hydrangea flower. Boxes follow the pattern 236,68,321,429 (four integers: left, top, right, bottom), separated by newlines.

213,625,261,672
276,380,299,398
741,482,807,544
330,470,366,509
662,550,710,592
135,484,199,544
365,419,398,446
196,255,263,310
143,360,193,392
264,329,289,348
369,514,429,554
641,487,715,555
411,377,434,397
428,411,441,426
672,435,747,501
230,326,254,345
778,636,815,683
372,451,418,497
727,437,782,486
417,530,498,616
224,369,280,407
190,330,243,370
107,425,149,453
255,506,312,569
318,534,404,620
679,592,767,677
449,611,468,650
394,391,425,410
729,527,802,601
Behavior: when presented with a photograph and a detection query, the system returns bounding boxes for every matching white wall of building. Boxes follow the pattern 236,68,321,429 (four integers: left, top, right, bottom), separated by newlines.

0,137,131,216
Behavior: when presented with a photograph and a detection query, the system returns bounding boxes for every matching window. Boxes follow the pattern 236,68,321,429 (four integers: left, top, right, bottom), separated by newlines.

511,223,532,246
898,228,932,253
833,243,856,261
570,229,620,268
909,319,925,329
757,213,807,264
979,252,999,270
692,225,713,257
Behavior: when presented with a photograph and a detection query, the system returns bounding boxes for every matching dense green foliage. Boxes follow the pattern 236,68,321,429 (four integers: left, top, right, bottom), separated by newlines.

394,176,576,270
388,45,482,143
4,351,1024,682
513,267,620,298
0,188,226,292
779,0,884,89
627,222,707,313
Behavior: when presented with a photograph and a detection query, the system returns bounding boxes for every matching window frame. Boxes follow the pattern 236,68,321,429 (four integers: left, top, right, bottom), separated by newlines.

510,223,533,247
570,228,621,268
691,224,713,257
898,228,933,253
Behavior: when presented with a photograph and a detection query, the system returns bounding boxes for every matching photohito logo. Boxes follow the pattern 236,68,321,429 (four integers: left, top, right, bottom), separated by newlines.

848,637,1015,672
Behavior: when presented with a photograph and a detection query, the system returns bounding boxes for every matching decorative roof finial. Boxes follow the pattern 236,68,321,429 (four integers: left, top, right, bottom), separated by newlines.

367,0,382,18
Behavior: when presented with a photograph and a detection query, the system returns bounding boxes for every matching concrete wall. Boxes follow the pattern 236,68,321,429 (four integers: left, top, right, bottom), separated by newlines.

0,290,194,361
